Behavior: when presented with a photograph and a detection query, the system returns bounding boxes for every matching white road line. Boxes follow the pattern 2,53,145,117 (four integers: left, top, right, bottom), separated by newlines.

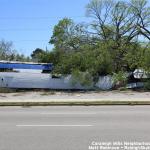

16,125,93,127
40,112,97,115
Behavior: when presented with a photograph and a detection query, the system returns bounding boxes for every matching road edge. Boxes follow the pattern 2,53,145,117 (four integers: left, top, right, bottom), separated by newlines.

0,101,150,106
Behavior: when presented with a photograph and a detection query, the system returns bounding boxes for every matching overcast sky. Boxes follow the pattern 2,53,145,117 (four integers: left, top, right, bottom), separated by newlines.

0,0,90,56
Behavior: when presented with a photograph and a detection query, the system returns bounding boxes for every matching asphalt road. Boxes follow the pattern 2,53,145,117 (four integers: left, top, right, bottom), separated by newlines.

0,106,150,150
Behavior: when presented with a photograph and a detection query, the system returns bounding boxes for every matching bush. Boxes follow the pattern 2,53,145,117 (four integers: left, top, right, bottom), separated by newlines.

71,70,93,87
112,71,127,88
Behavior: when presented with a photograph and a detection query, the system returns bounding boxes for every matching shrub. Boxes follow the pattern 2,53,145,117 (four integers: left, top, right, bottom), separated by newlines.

112,71,127,88
71,70,93,87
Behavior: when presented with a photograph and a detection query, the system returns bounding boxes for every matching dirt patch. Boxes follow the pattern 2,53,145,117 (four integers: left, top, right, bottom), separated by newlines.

0,90,149,101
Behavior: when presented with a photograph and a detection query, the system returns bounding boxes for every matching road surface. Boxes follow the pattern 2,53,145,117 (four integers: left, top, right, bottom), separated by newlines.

0,106,150,150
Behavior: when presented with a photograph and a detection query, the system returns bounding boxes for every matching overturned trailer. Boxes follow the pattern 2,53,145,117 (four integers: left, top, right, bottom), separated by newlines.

0,72,87,90
0,61,53,72
0,61,114,90
1,61,148,90
0,61,83,90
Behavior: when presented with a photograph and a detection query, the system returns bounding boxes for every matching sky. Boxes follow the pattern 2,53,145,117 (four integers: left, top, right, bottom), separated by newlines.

0,0,90,56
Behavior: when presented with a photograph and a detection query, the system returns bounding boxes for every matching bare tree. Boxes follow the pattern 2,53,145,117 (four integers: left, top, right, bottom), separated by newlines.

85,0,150,72
86,0,114,40
130,0,150,41
112,1,140,44
86,0,150,42
0,39,16,60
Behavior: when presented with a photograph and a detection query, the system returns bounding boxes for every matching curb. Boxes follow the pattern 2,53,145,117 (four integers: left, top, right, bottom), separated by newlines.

0,101,150,106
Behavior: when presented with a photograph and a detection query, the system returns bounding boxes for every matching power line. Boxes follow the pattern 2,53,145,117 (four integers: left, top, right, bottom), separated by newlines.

13,40,49,42
0,28,52,31
0,16,86,20
0,16,89,32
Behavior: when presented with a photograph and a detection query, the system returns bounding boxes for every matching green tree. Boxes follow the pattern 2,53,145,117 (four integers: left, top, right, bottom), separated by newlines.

31,48,46,62
52,42,113,82
40,0,150,84
86,0,150,72
49,18,89,52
